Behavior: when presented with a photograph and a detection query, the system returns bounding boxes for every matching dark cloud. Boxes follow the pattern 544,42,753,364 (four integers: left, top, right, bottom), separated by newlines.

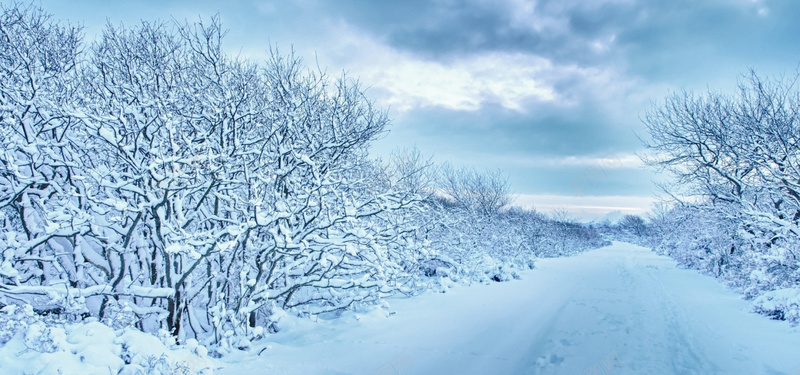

33,0,800,213
315,0,800,83
610,0,800,83
314,0,631,66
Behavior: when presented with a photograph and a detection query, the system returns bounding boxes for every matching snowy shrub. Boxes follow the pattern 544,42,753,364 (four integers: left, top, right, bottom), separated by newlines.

596,214,655,247
0,2,608,356
417,174,607,285
419,200,535,284
642,69,800,322
101,300,140,330
418,256,456,278
752,288,800,324
540,218,609,257
649,206,739,277
646,202,800,307
0,304,37,345
0,3,428,349
0,304,215,374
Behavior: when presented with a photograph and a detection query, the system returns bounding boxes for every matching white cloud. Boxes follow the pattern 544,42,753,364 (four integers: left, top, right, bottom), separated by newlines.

512,194,657,221
730,0,769,17
314,23,629,113
362,49,558,112
499,153,643,169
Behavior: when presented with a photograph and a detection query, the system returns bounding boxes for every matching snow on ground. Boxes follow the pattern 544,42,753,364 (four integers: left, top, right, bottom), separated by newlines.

2,242,798,374
217,242,800,375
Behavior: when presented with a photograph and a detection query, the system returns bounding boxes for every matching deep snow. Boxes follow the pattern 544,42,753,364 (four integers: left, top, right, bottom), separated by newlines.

217,242,800,375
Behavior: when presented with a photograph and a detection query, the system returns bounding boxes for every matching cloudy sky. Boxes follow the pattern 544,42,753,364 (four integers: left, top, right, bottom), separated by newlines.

38,0,800,220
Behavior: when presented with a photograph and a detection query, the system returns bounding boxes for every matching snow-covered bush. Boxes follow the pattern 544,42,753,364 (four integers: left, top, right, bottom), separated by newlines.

649,205,740,277
596,214,654,247
752,288,800,324
0,4,426,349
641,69,800,322
538,216,609,257
0,3,610,358
0,304,216,374
646,201,800,313
416,167,607,285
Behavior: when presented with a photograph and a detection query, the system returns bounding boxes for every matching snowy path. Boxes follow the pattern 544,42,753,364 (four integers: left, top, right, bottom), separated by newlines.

218,242,800,374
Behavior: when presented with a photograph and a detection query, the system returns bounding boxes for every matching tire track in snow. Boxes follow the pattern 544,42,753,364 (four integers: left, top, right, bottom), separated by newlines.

627,253,719,374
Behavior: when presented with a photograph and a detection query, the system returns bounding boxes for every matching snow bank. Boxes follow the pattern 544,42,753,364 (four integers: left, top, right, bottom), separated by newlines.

752,288,800,324
0,305,217,375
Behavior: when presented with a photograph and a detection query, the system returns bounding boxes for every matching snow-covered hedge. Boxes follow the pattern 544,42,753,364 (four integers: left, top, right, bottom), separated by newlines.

0,304,216,374
752,288,800,324
0,3,609,362
638,69,800,324
419,201,607,285
623,204,800,324
0,3,430,349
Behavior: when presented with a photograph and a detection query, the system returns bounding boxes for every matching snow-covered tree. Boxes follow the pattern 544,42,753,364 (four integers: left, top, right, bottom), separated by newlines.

0,7,429,347
440,164,511,216
642,70,800,311
0,3,611,351
0,3,88,314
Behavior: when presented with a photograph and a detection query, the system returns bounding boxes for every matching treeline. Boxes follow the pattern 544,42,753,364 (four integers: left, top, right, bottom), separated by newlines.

0,3,606,352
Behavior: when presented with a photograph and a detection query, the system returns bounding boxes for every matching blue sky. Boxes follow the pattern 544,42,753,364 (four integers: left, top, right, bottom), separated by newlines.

37,0,800,219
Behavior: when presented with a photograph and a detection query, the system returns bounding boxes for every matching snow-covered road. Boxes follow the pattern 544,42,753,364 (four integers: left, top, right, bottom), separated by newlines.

218,242,800,374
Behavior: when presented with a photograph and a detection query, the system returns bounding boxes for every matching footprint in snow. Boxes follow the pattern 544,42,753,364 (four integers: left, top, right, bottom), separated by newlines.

535,353,565,367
